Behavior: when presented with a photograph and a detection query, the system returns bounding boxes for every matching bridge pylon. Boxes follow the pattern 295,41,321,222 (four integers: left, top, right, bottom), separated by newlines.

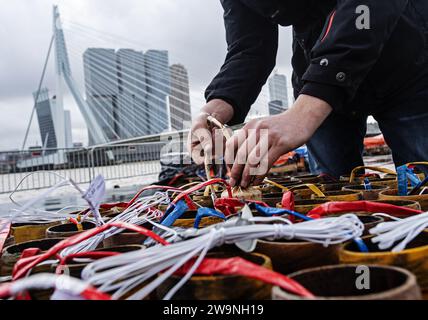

52,5,108,146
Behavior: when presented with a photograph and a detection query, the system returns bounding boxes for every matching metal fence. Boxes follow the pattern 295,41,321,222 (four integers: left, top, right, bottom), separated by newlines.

0,142,168,194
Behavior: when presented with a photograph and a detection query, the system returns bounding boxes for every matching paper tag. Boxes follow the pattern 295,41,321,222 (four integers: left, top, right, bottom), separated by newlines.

234,205,257,253
82,175,105,225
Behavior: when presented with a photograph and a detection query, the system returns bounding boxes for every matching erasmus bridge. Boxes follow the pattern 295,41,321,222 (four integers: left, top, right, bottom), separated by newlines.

0,6,275,194
24,6,196,149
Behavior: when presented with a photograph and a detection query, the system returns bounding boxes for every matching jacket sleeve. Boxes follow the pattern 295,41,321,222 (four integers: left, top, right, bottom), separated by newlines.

300,0,409,112
205,0,278,125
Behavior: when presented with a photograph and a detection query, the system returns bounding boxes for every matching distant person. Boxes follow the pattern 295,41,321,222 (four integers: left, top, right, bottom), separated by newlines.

188,0,428,187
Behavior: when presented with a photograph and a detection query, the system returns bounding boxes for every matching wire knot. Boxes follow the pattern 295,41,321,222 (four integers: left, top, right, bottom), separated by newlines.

215,227,227,246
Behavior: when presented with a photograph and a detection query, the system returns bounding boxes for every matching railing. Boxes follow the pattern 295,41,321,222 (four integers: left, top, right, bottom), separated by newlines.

87,143,164,183
0,142,170,194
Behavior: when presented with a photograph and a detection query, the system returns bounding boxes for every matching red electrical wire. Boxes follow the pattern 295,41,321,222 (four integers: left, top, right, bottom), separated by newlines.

80,287,111,300
175,257,314,298
100,202,128,210
0,280,111,300
12,221,169,280
55,251,120,274
77,202,129,218
214,198,271,216
281,192,297,222
307,201,422,219
126,185,186,209
167,173,185,186
214,198,245,216
80,180,231,221
172,178,232,205
281,191,295,210
0,283,11,298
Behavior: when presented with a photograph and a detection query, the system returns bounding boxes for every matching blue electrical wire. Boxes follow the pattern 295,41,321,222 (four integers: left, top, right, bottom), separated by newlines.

252,203,369,252
160,200,188,227
193,207,226,229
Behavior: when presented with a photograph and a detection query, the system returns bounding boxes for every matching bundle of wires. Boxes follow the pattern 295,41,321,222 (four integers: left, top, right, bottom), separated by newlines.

0,274,110,300
0,178,73,236
59,191,172,257
2,173,368,300
81,209,364,300
0,172,100,229
0,205,90,225
370,211,428,252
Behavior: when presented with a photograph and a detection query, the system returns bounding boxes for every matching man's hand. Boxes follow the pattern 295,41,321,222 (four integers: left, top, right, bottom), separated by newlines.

225,94,333,187
187,99,234,165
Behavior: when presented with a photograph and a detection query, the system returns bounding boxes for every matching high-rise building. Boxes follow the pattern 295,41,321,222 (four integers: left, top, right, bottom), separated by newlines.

64,110,73,148
268,72,289,115
34,88,73,150
34,88,58,149
169,64,192,130
83,48,119,143
116,49,148,138
83,48,174,143
268,100,285,116
144,50,170,134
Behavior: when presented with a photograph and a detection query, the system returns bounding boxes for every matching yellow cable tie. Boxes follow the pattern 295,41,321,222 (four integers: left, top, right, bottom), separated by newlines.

349,166,397,183
263,179,290,192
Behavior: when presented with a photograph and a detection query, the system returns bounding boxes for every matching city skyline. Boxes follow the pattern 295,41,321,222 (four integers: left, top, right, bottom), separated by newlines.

169,64,192,131
0,1,294,150
84,47,192,144
33,88,73,150
34,88,58,149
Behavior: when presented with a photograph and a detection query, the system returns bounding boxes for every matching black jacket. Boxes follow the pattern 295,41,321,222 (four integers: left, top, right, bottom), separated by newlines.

206,0,428,125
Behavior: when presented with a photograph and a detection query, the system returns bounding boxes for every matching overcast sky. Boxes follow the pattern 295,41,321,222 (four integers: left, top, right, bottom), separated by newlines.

0,0,294,150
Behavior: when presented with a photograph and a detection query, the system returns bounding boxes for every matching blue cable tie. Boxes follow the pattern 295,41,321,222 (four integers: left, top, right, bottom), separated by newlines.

161,200,188,227
193,207,226,229
363,178,372,191
253,203,313,221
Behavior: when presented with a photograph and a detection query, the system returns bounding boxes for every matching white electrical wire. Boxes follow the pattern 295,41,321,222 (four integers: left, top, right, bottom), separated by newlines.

0,179,72,234
371,213,402,222
3,191,174,284
0,206,91,225
8,171,70,206
2,172,179,283
1,172,99,226
4,273,92,300
59,191,172,257
81,212,364,300
162,229,216,300
370,212,428,252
